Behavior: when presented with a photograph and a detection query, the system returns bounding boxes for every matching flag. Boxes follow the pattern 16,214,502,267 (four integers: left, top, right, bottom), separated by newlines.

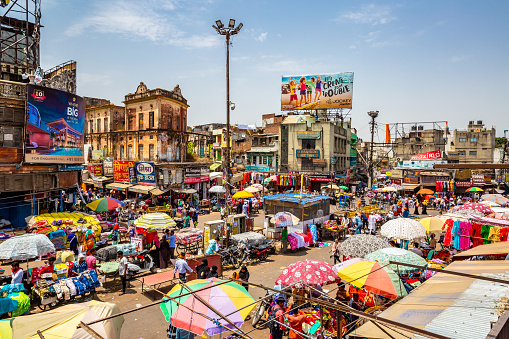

385,124,391,143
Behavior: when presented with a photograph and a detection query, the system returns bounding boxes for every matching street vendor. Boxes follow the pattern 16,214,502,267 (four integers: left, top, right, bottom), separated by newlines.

10,262,23,284
270,296,286,339
38,256,57,281
83,225,95,253
67,232,78,255
72,255,88,275
281,226,288,253
205,236,220,255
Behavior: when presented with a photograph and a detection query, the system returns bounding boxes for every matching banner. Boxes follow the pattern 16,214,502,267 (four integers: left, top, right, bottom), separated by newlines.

114,160,135,183
26,84,85,164
135,162,156,186
87,164,102,178
281,72,353,110
410,150,442,161
91,150,103,160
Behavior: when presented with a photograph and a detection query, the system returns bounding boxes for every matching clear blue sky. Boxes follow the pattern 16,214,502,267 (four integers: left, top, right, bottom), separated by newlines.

40,0,509,141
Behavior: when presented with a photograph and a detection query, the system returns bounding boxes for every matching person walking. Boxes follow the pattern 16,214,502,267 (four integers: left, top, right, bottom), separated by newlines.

117,251,128,295
330,238,341,264
174,253,193,283
238,266,250,291
86,248,98,273
159,234,170,269
281,226,288,254
270,296,286,339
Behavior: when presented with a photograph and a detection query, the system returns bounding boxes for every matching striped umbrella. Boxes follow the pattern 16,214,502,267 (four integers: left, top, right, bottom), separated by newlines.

466,187,483,192
160,279,255,336
271,212,299,227
134,213,176,229
365,247,427,273
86,197,125,212
333,258,407,299
481,194,509,205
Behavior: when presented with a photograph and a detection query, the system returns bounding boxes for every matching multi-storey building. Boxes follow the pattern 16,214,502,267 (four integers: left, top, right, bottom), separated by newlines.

447,120,495,164
394,127,446,161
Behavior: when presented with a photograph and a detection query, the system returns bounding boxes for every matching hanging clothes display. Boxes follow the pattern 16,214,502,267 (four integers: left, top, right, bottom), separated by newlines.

459,222,472,250
488,226,501,243
500,228,509,241
481,225,492,244
452,220,461,250
435,181,455,192
443,219,454,247
470,223,483,248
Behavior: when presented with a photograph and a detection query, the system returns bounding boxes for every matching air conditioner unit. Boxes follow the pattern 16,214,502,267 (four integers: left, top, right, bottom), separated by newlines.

418,125,424,131
477,120,483,125
411,126,417,131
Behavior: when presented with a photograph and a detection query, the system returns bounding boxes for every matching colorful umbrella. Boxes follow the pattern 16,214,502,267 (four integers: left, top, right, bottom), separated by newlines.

270,212,299,227
333,258,407,299
251,183,264,190
417,188,434,195
380,218,427,241
324,184,339,190
466,187,483,192
339,186,349,190
134,213,176,229
481,194,509,205
454,203,493,215
275,260,339,288
382,187,397,192
86,197,125,212
264,175,277,184
160,279,255,336
339,234,391,259
232,190,254,199
365,247,427,273
419,217,447,233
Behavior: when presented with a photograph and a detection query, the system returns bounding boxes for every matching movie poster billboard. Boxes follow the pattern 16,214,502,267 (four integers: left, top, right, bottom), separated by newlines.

114,160,135,183
25,84,85,164
281,72,353,110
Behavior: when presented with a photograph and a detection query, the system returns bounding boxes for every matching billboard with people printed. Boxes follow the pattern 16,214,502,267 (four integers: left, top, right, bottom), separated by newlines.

281,72,354,110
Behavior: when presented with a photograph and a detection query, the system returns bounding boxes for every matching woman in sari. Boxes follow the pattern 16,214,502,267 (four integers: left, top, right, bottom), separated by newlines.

83,225,95,253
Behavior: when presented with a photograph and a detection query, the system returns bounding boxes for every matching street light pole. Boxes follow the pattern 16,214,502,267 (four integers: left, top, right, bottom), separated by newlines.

367,111,379,189
213,19,243,215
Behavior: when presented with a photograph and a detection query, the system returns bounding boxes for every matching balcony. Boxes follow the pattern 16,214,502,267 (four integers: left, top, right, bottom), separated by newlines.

0,80,26,100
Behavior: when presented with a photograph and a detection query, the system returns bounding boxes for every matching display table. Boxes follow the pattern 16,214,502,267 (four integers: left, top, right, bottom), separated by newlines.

137,270,177,300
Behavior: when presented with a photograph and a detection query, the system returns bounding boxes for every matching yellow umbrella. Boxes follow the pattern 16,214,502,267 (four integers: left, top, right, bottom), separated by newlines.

419,217,446,233
232,190,254,199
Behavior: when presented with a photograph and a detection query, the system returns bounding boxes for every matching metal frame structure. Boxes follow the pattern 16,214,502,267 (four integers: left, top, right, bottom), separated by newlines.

0,0,41,81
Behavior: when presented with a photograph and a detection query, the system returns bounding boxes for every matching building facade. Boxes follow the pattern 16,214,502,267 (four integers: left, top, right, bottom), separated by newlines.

246,134,279,173
448,121,495,163
394,128,446,161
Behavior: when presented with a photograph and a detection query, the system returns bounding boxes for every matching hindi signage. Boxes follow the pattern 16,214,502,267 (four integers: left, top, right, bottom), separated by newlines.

296,149,320,158
135,162,156,186
114,160,135,183
87,164,102,178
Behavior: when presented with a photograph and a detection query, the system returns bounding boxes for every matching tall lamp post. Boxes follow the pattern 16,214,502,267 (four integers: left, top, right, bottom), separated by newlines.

213,19,243,215
367,111,379,190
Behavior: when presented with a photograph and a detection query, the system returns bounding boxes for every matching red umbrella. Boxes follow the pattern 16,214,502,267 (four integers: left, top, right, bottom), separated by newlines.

275,260,339,288
456,203,493,215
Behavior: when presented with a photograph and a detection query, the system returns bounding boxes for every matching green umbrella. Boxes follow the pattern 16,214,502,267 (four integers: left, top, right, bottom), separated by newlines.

134,213,176,229
339,186,348,190
365,247,427,274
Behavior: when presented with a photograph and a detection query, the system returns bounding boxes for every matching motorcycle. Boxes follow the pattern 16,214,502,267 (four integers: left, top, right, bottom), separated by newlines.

174,218,185,229
251,290,272,327
219,247,240,269
126,250,156,279
241,243,271,264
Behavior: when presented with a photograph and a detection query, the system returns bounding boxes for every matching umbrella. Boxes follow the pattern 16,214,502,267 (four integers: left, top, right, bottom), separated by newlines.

417,188,434,195
86,197,125,212
481,194,509,205
244,186,260,193
454,203,493,215
209,185,226,194
160,279,255,336
275,260,339,288
339,234,391,258
9,300,124,339
270,212,300,227
232,190,254,199
339,186,349,190
466,187,483,192
365,247,427,273
333,258,407,299
479,200,500,207
251,183,264,190
419,217,447,233
324,184,339,190
382,187,397,192
264,175,277,184
134,213,176,229
380,218,427,241
0,234,55,260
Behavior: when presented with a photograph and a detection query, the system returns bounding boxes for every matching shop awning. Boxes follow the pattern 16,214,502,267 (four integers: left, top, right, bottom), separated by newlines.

83,179,94,185
129,185,153,194
401,184,419,190
209,172,222,180
106,183,132,191
172,188,197,194
453,241,509,260
149,188,165,196
230,173,244,184
210,163,222,171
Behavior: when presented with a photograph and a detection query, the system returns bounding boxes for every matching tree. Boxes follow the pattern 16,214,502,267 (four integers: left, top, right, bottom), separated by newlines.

496,137,507,148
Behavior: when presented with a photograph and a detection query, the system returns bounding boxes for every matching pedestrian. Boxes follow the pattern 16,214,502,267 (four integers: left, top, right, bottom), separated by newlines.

111,223,119,245
410,242,424,257
353,213,363,234
196,258,210,279
429,233,437,250
361,212,368,230
67,231,78,255
10,262,23,284
414,200,420,215
238,265,249,291
86,248,98,273
402,207,410,218
281,226,288,254
205,237,220,255
72,255,88,275
149,236,160,268
269,296,286,339
168,230,177,266
368,213,377,235
348,293,364,325
159,234,170,269
329,238,341,264
207,265,219,279
422,199,428,215
117,251,128,295
174,253,193,283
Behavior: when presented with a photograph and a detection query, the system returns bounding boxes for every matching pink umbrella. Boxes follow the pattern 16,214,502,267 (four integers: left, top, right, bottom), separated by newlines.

455,203,494,215
276,260,339,288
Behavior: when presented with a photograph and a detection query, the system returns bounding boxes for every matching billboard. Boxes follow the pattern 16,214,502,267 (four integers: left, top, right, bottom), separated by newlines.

26,84,85,164
281,72,353,110
410,150,442,161
114,160,135,183
135,162,156,186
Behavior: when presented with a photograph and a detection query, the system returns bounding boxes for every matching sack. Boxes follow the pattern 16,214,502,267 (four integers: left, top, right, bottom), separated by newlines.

267,305,281,333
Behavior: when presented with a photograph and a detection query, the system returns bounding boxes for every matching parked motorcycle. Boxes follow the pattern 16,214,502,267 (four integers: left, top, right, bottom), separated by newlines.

126,250,156,279
251,290,272,326
219,247,240,269
241,243,271,264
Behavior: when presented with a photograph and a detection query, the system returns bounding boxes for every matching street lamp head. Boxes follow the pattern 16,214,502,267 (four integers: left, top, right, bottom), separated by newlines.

215,20,224,29
228,19,236,28
236,22,243,32
368,111,379,118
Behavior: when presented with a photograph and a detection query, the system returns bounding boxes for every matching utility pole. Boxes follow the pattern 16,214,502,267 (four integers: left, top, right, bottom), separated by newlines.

367,111,379,189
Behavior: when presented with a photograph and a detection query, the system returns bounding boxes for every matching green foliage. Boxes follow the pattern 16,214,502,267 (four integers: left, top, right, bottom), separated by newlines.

496,137,507,148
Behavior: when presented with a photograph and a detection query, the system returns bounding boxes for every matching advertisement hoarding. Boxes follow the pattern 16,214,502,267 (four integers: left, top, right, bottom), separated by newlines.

410,150,442,161
135,162,156,186
281,72,353,110
87,164,102,178
114,160,135,183
26,84,85,164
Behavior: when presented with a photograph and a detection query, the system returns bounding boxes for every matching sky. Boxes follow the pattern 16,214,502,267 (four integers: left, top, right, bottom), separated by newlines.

38,0,509,141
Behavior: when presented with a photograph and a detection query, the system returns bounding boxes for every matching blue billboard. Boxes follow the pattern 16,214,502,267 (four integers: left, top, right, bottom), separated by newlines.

135,162,156,185
26,84,85,164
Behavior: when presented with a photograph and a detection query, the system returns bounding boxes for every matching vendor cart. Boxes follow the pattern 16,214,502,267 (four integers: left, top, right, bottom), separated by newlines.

176,228,204,255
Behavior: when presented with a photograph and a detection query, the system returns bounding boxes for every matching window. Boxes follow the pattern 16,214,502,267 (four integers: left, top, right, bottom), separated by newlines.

149,144,155,161
112,146,116,159
90,120,94,133
97,118,101,133
138,144,144,161
470,137,477,142
302,139,315,149
128,116,134,130
104,118,108,132
0,126,23,148
139,113,144,129
149,111,154,128
459,151,466,155
301,158,313,170
128,145,133,159
469,151,477,156
120,145,125,159
150,135,153,139
459,138,466,142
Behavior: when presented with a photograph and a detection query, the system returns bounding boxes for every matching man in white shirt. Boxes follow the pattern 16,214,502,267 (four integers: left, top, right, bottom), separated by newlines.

117,251,128,295
11,262,23,285
368,214,377,235
174,253,193,283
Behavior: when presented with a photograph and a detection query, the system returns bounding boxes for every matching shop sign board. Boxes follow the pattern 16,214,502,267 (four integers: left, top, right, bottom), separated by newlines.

103,159,114,176
472,175,485,186
312,159,327,167
114,160,135,183
128,167,136,184
281,72,354,110
455,181,473,187
297,131,321,139
59,165,84,171
245,165,270,172
185,167,210,177
131,237,143,251
87,164,102,178
135,162,156,186
296,149,320,158
26,84,85,164
391,178,402,185
184,176,209,184
91,150,103,160
410,150,442,161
